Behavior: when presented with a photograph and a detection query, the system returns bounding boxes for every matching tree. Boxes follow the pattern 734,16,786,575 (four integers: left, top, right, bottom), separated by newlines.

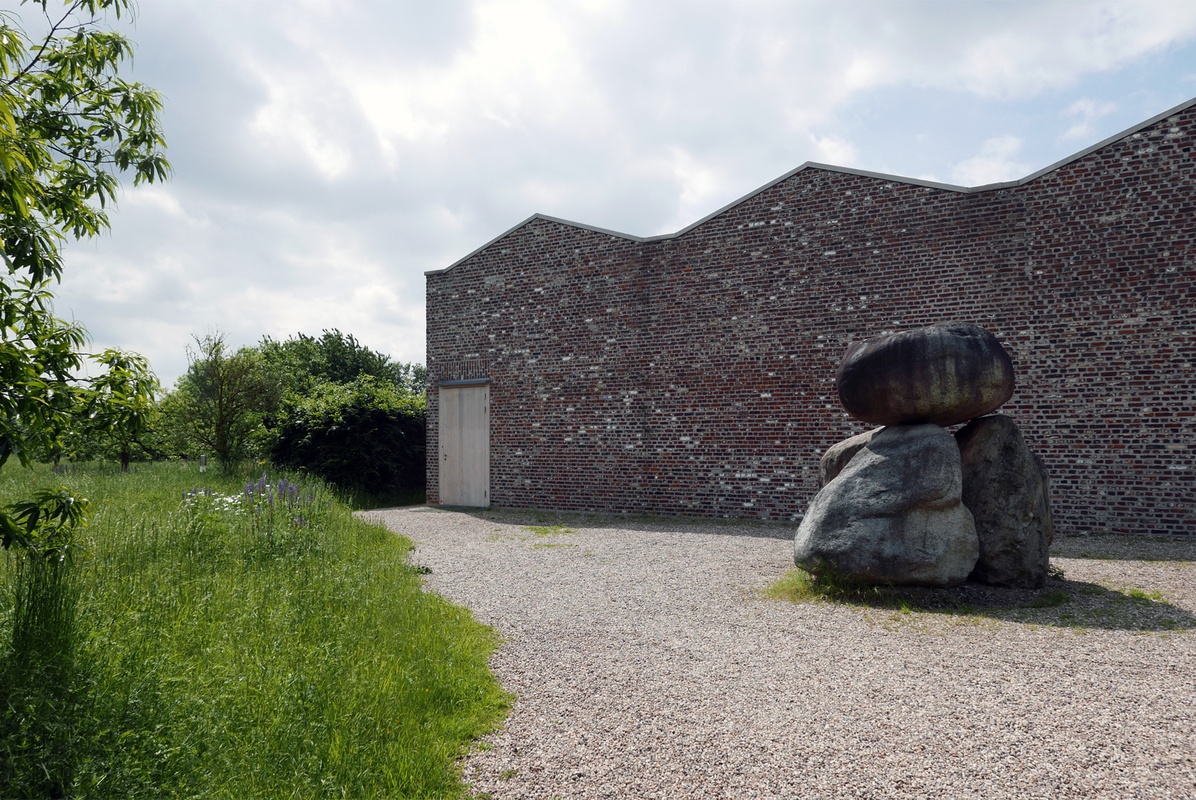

152,330,428,476
255,330,428,495
34,347,159,469
0,0,169,283
166,333,277,470
137,388,192,461
0,0,168,480
259,329,427,395
0,16,165,788
270,375,426,495
0,280,88,467
77,348,158,470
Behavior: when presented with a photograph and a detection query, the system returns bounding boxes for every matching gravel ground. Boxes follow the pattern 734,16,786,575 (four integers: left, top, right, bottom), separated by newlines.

362,507,1196,800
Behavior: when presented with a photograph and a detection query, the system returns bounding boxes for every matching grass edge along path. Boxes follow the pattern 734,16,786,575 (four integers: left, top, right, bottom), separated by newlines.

765,561,1196,632
0,462,509,799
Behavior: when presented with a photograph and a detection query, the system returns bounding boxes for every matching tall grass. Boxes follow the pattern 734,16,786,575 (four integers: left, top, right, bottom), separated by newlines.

0,462,508,798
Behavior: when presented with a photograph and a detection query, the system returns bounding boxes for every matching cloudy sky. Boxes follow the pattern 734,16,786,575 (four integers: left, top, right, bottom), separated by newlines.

38,0,1196,387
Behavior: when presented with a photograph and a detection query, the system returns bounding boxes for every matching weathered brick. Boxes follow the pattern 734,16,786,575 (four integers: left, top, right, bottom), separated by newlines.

425,99,1196,536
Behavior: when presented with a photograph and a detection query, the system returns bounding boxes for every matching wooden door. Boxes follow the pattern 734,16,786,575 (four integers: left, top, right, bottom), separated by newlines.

438,383,490,507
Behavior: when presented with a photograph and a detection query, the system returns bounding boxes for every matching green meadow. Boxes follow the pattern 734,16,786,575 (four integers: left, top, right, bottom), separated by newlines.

0,462,507,798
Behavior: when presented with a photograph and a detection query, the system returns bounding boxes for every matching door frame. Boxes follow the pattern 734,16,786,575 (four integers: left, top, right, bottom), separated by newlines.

437,378,491,508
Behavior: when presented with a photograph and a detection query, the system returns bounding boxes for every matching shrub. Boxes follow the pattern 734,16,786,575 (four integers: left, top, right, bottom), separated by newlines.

270,376,426,495
259,329,427,395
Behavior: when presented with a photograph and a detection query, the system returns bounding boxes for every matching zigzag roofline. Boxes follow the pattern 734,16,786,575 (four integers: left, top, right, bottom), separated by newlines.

426,95,1196,276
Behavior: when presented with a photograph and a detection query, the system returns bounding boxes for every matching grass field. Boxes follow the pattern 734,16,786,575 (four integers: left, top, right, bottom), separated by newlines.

0,462,508,799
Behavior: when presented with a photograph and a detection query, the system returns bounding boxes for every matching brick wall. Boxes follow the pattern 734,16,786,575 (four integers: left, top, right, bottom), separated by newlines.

426,99,1196,536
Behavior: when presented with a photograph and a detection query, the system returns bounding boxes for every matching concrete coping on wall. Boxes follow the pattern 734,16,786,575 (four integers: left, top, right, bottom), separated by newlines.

438,378,491,387
426,94,1196,277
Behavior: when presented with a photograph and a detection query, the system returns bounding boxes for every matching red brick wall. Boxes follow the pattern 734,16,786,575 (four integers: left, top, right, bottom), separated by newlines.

426,100,1196,535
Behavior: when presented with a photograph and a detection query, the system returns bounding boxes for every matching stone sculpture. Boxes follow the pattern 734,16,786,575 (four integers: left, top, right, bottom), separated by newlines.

835,322,1015,426
818,426,881,486
795,323,1053,588
956,415,1054,588
795,424,979,586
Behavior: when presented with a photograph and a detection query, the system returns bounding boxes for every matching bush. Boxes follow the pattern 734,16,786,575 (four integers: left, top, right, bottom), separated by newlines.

259,329,427,395
270,376,426,495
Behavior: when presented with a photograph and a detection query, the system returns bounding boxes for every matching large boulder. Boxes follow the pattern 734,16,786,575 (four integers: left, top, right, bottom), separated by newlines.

819,426,883,486
795,424,979,587
835,323,1015,426
956,415,1054,588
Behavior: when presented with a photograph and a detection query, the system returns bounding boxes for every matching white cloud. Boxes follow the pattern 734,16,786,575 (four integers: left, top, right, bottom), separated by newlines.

40,0,1196,386
910,1,1196,97
951,135,1031,186
249,90,355,181
340,0,612,166
121,185,194,220
1059,98,1120,142
663,147,733,230
842,55,888,92
808,135,860,167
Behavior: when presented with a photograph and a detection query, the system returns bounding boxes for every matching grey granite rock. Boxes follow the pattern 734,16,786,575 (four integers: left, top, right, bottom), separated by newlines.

795,423,979,587
835,322,1015,426
956,414,1054,588
818,426,883,486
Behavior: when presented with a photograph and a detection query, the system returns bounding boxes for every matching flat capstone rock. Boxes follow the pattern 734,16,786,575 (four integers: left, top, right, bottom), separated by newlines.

835,322,1015,427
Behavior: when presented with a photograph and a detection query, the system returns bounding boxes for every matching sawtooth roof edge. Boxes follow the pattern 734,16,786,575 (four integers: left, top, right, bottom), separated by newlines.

427,95,1196,275
642,163,971,243
986,93,1196,189
424,214,643,276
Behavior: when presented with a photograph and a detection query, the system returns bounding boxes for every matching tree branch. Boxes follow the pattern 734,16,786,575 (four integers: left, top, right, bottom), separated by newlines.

4,1,93,88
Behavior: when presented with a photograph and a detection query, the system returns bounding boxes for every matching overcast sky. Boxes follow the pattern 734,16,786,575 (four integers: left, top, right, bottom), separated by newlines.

37,0,1196,387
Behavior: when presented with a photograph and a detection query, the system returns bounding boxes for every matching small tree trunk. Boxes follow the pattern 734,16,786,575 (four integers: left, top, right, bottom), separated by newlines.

120,448,130,472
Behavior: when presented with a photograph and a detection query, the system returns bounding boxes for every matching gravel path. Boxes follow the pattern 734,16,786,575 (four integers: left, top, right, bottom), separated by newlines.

362,507,1196,800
